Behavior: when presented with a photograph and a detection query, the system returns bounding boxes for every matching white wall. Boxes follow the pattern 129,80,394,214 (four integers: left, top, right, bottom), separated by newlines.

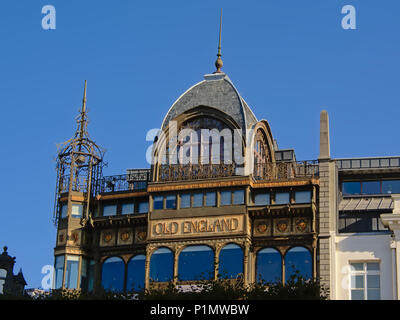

334,233,393,300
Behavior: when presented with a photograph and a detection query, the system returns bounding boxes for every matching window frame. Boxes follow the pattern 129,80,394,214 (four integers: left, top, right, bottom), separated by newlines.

348,261,381,300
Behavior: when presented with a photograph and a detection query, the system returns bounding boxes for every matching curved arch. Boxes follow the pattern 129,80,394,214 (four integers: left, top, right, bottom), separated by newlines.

101,256,125,292
126,254,146,292
218,243,243,279
284,246,312,282
256,247,282,283
149,247,174,282
178,245,214,281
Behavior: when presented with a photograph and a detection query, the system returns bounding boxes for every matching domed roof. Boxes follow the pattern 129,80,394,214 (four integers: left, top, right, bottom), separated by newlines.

161,72,258,135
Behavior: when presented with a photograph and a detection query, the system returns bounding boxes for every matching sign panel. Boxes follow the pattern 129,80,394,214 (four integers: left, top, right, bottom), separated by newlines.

149,214,245,239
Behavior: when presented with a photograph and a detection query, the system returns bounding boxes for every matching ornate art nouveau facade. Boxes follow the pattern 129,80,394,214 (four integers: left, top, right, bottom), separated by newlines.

52,54,400,300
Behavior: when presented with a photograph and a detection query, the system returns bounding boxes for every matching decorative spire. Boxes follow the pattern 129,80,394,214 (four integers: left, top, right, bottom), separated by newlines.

77,80,88,141
215,9,223,73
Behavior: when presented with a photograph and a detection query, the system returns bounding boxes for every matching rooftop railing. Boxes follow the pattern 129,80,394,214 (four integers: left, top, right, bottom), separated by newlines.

336,157,400,170
253,160,319,181
98,169,151,193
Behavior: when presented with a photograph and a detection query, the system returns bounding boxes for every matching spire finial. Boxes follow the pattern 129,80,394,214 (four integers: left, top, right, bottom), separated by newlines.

215,9,223,73
77,80,88,141
82,80,87,114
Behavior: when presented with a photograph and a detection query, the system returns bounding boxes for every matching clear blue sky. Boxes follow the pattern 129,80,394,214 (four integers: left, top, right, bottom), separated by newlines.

0,1,399,289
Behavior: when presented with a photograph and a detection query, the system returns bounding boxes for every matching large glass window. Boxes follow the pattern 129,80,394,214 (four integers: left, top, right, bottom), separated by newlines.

166,195,177,209
60,204,68,218
0,269,7,294
178,245,214,281
256,248,282,283
138,201,149,213
153,196,164,210
295,191,311,203
382,180,400,194
205,192,216,207
254,193,270,206
103,204,117,216
362,181,381,195
284,247,312,282
87,260,95,292
220,191,231,206
233,190,245,205
350,262,380,300
121,203,134,215
54,255,64,289
192,193,203,207
218,244,243,279
65,255,79,289
127,255,146,292
150,248,173,282
338,213,387,233
80,258,88,292
101,257,125,292
275,192,290,204
342,182,361,195
71,204,83,218
180,194,191,208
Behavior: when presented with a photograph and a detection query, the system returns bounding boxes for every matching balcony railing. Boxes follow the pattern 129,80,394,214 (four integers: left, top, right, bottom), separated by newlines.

336,157,400,170
253,160,319,181
98,169,151,193
158,163,237,182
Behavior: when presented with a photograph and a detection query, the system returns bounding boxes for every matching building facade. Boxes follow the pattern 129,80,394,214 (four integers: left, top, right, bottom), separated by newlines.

52,60,400,300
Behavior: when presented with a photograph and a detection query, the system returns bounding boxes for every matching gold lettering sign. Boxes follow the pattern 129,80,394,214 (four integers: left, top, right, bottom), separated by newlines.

149,215,244,239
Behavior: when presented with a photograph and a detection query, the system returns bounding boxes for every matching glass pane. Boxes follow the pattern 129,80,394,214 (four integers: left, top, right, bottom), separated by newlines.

367,263,380,271
71,204,83,218
180,194,191,208
0,269,6,278
127,255,146,292
88,260,95,292
166,195,176,209
233,190,245,205
362,181,381,195
121,203,134,215
342,182,361,195
205,192,216,207
65,256,79,289
218,244,243,279
80,258,88,292
178,246,214,281
351,275,364,289
192,193,203,207
150,248,173,282
153,196,164,210
220,191,231,206
103,204,117,216
350,263,364,271
101,257,125,292
367,289,380,300
138,201,149,213
351,289,364,300
285,247,312,282
0,279,4,294
275,192,290,205
254,193,270,206
256,248,282,283
382,180,400,194
60,204,68,218
54,255,65,289
367,275,380,289
295,191,311,203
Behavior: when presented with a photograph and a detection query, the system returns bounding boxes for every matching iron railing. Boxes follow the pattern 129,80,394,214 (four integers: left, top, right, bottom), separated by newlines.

253,160,319,181
98,169,151,193
158,163,237,181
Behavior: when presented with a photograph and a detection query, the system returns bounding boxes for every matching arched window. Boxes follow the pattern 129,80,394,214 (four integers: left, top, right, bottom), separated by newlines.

150,248,173,282
178,245,214,281
284,247,312,282
101,256,125,292
253,129,271,179
126,254,146,292
218,244,243,279
0,269,7,294
256,248,282,283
